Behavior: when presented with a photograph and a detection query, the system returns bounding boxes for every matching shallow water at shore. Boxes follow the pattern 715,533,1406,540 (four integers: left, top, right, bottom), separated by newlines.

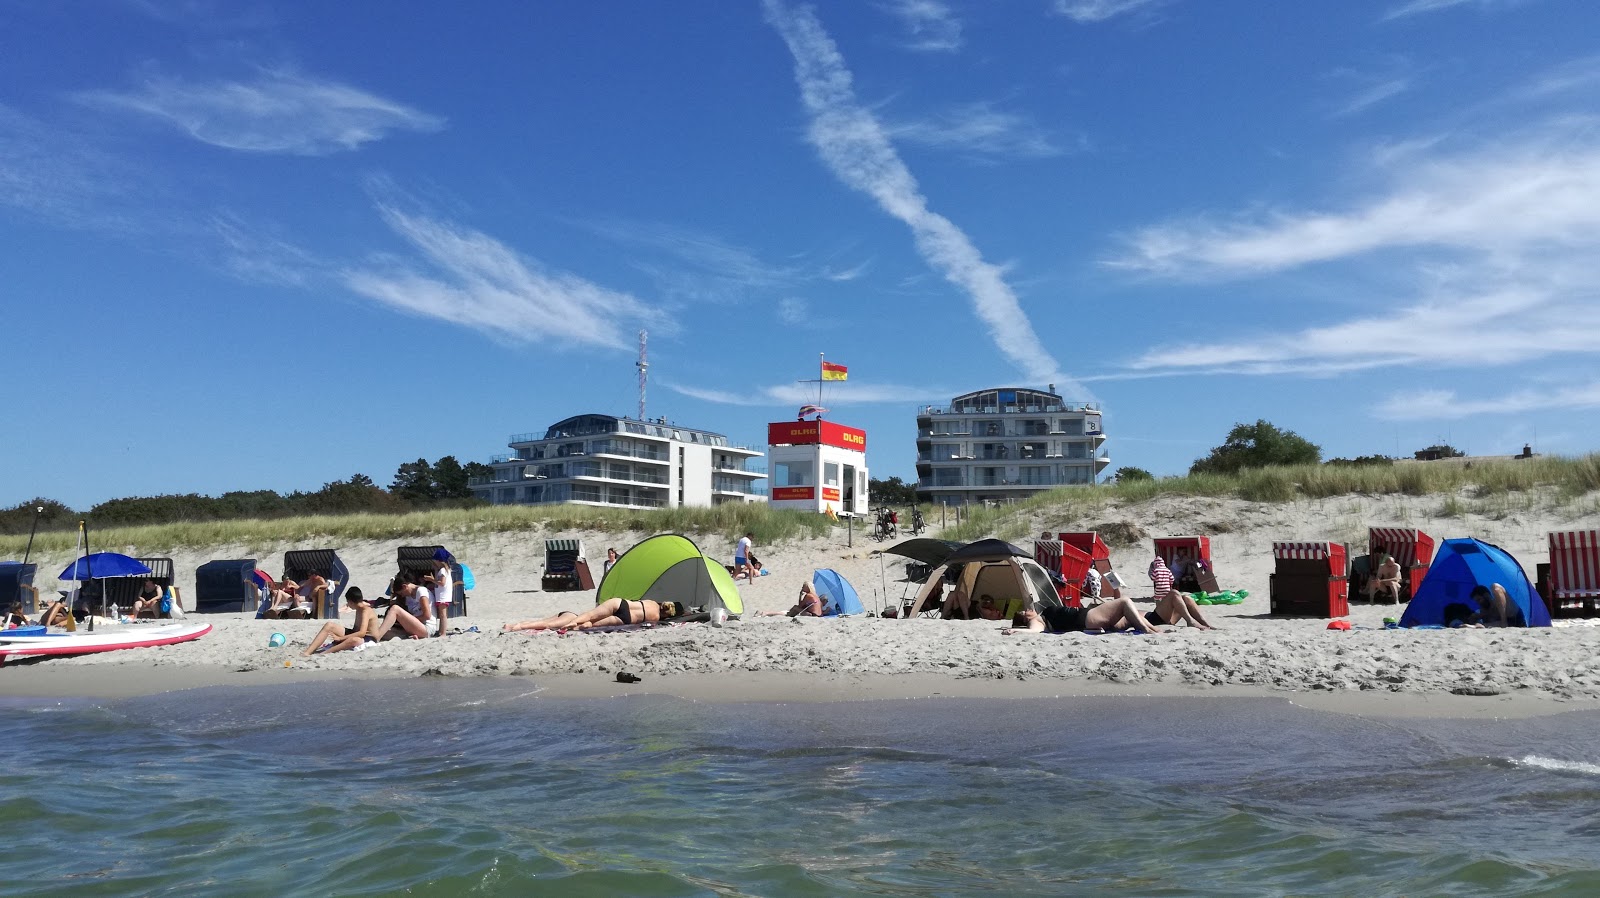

5,680,1600,896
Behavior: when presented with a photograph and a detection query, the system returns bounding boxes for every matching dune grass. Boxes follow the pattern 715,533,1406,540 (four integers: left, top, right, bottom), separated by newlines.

4,454,1595,558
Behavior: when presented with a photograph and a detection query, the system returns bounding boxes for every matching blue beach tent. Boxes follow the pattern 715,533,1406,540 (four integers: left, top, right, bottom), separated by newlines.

1399,538,1550,628
813,568,864,616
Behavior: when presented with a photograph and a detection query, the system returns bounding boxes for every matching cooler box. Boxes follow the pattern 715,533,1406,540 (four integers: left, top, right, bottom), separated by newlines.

283,549,351,619
1368,527,1435,602
397,546,469,616
1269,541,1349,617
194,558,260,613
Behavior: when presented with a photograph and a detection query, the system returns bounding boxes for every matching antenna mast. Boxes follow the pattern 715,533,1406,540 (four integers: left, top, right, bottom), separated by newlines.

636,330,649,421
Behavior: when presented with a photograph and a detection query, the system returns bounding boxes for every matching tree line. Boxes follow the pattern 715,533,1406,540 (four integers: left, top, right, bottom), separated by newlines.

1113,420,1471,483
0,457,493,536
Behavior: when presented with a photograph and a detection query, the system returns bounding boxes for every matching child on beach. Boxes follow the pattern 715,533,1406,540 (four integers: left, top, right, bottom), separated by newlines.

303,587,380,655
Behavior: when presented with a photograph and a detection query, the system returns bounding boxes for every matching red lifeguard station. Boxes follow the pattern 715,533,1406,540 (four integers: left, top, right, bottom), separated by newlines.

1153,536,1218,593
1034,533,1093,606
1547,530,1600,618
1368,527,1435,601
1268,541,1349,618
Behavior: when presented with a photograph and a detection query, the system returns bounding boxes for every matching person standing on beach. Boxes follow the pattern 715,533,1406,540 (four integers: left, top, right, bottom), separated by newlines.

735,532,757,583
603,547,619,577
432,557,454,637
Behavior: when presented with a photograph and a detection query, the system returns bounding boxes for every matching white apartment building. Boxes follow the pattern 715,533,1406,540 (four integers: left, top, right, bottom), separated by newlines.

469,413,765,509
915,387,1109,505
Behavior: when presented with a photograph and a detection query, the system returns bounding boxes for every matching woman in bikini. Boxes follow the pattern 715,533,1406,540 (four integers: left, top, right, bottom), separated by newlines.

504,610,582,632
1146,590,1218,630
302,588,381,655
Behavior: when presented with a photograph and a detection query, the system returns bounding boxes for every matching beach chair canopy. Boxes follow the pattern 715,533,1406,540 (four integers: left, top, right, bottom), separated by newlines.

946,538,1030,564
883,538,962,567
194,558,258,614
1055,532,1111,562
1034,537,1092,603
813,568,864,616
597,534,743,616
0,562,39,614
1399,538,1549,628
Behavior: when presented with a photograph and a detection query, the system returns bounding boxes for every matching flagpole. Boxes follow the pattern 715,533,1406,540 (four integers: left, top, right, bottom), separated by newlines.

818,353,824,407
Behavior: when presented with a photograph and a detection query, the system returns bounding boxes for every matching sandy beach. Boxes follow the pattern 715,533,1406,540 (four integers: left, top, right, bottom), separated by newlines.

6,491,1600,717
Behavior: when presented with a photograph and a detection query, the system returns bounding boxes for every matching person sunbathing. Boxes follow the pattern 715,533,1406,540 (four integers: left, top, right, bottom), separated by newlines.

568,598,686,630
130,579,163,619
1147,589,1218,629
302,588,380,655
266,576,311,619
757,582,824,617
1004,598,1162,636
6,602,29,628
504,610,582,632
976,596,1009,621
1461,583,1520,628
37,599,73,628
1367,554,1402,603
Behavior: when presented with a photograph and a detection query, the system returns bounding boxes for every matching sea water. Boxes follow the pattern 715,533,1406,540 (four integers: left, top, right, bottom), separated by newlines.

4,680,1600,897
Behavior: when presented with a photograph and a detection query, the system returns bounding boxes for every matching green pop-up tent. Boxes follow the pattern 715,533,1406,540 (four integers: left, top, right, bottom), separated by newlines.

595,534,744,617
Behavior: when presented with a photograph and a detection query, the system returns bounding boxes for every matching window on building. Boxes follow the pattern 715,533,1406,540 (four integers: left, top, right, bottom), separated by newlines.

772,461,815,487
824,462,839,486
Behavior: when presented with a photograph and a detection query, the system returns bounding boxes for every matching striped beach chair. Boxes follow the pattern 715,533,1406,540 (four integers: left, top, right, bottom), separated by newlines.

1368,527,1435,602
1269,541,1349,618
1548,530,1600,619
1033,535,1092,606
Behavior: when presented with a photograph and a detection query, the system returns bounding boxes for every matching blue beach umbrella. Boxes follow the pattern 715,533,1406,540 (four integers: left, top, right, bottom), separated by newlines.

458,563,476,591
59,553,151,581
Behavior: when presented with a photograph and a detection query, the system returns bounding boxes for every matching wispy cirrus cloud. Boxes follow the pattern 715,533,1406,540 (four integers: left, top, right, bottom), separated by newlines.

879,0,963,52
888,101,1064,159
78,70,443,155
1109,122,1600,278
581,218,803,305
1332,77,1411,118
1052,0,1171,24
1112,118,1600,379
1376,382,1600,420
343,202,667,350
762,0,1078,391
1380,0,1527,22
666,379,939,407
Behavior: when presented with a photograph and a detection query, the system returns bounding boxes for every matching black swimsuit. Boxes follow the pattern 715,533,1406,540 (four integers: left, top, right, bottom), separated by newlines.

1041,605,1090,633
615,601,635,624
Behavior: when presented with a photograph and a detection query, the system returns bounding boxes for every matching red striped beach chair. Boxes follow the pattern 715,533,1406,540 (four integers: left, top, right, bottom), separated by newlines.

1368,527,1434,602
1154,536,1217,593
1548,530,1600,619
1033,534,1092,606
1269,541,1349,618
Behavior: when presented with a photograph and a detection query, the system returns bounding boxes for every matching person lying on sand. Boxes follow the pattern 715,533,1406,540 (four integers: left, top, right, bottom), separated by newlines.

1148,590,1217,630
1003,599,1162,636
504,610,582,632
303,588,379,656
757,582,824,617
567,598,686,630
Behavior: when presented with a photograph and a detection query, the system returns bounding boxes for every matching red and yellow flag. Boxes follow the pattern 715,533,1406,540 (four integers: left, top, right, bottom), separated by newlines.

821,361,848,381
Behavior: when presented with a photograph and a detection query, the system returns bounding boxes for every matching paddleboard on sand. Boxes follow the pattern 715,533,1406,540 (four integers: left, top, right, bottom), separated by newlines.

0,623,212,660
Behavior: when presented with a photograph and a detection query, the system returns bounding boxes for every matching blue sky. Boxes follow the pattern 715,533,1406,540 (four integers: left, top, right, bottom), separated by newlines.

5,0,1599,510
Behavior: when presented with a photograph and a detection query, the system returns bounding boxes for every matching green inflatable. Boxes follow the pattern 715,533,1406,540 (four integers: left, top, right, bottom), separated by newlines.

1192,589,1248,605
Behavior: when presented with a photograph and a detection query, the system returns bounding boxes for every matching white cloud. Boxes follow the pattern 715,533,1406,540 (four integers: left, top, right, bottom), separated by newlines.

880,0,963,52
1376,382,1600,420
1333,78,1411,118
1052,0,1169,24
824,259,872,281
1112,119,1600,378
762,0,1080,392
667,379,938,407
342,203,666,350
1110,123,1600,277
79,70,443,155
1380,0,1527,21
777,297,809,325
888,101,1062,159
